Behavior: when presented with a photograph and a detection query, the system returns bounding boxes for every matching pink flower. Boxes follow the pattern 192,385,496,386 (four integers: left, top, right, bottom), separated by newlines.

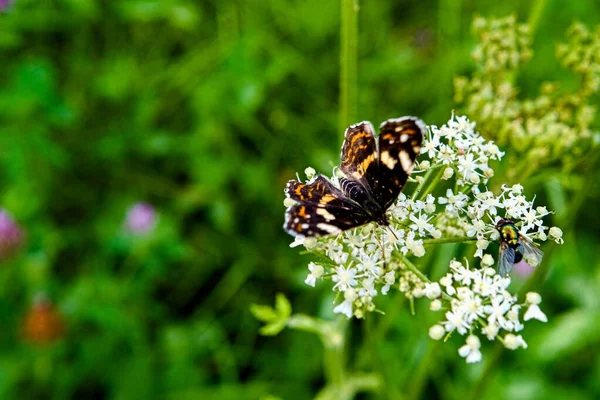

0,209,24,260
125,203,157,235
0,0,13,12
513,260,534,278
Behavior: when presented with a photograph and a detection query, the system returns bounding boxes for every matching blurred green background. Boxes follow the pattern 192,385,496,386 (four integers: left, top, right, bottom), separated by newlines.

1,0,599,399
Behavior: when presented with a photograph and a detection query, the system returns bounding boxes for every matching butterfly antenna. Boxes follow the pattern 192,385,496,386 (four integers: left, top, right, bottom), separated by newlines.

377,227,395,270
387,225,398,241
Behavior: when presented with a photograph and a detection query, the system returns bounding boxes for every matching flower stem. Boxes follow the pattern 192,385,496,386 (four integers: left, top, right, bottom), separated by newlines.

397,253,431,283
339,0,359,134
412,168,435,200
414,166,444,201
397,253,454,302
423,236,476,245
322,317,348,398
528,0,548,37
314,2,360,397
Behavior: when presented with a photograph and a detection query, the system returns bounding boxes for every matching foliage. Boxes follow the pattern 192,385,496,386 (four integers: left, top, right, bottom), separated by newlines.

0,1,599,399
454,15,600,184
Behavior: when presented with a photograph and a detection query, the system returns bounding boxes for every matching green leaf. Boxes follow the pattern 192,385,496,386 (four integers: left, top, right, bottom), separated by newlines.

259,320,287,336
275,293,292,319
535,309,600,361
249,304,277,322
544,177,567,221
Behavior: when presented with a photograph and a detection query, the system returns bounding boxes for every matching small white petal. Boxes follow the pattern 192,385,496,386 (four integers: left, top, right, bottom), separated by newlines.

458,344,470,357
304,274,316,287
333,300,353,318
524,304,547,323
466,350,482,363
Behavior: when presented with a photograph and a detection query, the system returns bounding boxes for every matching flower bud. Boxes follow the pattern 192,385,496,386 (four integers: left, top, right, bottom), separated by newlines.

483,168,494,178
503,334,527,350
526,292,542,305
412,245,425,257
442,167,454,180
303,237,317,250
304,167,316,180
429,324,445,340
549,227,563,244
425,282,442,299
283,198,296,208
430,299,442,311
481,254,494,267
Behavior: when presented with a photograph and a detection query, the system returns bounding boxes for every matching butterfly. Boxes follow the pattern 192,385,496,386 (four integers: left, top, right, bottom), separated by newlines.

284,117,425,237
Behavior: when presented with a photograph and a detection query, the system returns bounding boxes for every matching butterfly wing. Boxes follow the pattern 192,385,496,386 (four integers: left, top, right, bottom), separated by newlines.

339,121,379,196
376,117,425,209
284,176,370,237
284,116,425,238
339,118,424,209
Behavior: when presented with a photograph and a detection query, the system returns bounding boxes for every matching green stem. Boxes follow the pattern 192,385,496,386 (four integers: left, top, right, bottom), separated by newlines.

412,168,435,200
397,253,454,302
339,0,359,134
397,253,431,284
287,314,330,335
316,2,360,397
346,373,382,395
323,317,348,399
527,0,548,37
423,236,476,245
408,342,437,400
416,167,444,201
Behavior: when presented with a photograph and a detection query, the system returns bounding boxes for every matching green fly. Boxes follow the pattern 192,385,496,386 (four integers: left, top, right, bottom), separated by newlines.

495,218,544,276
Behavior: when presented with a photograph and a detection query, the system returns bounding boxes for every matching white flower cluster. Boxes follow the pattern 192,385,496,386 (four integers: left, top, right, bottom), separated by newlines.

288,114,562,321
417,114,504,186
427,260,547,363
300,223,398,319
433,183,564,260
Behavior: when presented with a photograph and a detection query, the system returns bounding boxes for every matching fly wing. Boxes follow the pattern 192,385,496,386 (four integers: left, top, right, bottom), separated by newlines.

498,242,516,276
518,236,544,267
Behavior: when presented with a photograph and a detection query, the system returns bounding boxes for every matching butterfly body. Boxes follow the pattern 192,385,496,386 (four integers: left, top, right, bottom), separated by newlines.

284,117,425,238
339,177,388,224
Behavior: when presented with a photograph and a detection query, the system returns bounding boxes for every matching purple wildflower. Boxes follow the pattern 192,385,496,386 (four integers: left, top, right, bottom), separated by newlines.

0,0,13,12
0,209,24,260
125,202,157,235
513,259,535,278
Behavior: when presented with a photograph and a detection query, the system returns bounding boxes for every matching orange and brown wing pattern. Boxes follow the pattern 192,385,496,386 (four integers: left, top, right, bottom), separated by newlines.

285,176,346,206
375,117,424,208
284,176,370,237
283,116,425,238
339,121,378,193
